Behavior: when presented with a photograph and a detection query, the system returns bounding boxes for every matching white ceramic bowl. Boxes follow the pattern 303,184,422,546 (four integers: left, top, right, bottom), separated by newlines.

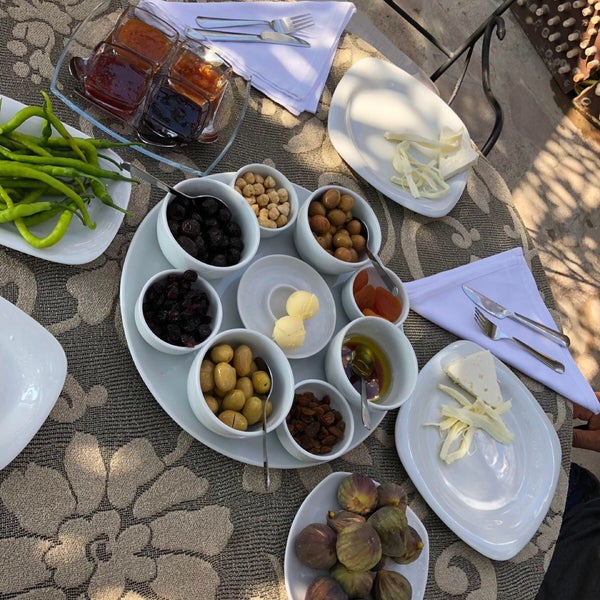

231,163,299,239
134,268,223,355
324,316,418,413
293,185,382,276
236,254,336,360
341,265,410,328
156,177,260,279
187,328,295,439
276,379,355,463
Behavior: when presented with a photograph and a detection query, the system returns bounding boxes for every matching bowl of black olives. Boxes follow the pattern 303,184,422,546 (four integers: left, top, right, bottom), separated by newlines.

135,268,223,355
156,177,260,279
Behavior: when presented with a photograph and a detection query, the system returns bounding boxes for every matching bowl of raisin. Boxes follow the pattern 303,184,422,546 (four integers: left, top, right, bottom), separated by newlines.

135,268,223,355
156,177,260,279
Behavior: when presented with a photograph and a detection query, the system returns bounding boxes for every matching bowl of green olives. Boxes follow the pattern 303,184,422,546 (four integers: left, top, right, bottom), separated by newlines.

186,328,295,439
157,177,260,280
293,185,382,276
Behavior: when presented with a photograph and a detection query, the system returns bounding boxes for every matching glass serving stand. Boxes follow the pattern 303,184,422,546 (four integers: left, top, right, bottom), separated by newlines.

50,0,251,176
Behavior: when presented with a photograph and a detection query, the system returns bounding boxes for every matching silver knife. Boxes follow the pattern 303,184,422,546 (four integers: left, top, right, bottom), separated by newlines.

462,284,571,347
188,29,310,47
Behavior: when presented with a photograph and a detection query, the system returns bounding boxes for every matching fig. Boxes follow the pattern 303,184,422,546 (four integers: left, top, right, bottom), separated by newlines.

367,505,408,556
330,562,374,598
373,569,412,600
376,482,408,511
391,525,424,565
305,577,348,600
336,522,382,572
337,473,378,516
295,523,338,570
326,510,366,534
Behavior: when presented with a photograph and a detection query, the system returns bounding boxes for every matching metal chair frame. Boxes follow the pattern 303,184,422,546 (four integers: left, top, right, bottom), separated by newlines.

381,0,517,155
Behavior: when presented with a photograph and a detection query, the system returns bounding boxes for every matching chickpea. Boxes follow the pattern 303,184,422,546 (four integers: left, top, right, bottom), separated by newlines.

235,177,246,189
242,184,254,198
277,188,289,201
253,182,265,195
276,214,288,228
264,175,276,189
243,172,256,184
278,202,290,217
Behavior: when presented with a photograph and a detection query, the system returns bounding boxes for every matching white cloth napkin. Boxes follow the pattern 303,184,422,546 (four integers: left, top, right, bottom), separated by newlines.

140,0,356,115
404,247,600,414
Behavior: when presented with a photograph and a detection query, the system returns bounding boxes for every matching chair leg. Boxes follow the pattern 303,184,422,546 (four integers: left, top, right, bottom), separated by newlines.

480,16,506,156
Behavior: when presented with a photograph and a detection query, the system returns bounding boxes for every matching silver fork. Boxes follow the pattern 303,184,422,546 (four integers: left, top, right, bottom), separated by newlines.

195,13,314,35
474,308,565,373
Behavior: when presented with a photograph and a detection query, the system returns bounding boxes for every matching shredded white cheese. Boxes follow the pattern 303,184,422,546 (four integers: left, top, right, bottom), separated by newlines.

428,384,514,464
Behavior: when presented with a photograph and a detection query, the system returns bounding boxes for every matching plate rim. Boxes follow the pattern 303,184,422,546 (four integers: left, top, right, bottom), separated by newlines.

395,339,561,560
328,57,469,219
0,296,67,469
283,470,430,600
0,94,131,265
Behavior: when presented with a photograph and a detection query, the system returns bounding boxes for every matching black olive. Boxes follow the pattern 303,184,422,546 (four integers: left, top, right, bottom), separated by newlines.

211,254,227,267
166,198,186,220
217,206,232,224
200,196,219,216
177,235,197,258
227,222,242,237
181,219,201,237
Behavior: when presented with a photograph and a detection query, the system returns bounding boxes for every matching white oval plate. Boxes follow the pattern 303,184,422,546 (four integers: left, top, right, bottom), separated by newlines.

0,95,131,264
284,471,429,600
395,340,561,560
237,254,336,359
328,57,471,218
119,173,387,469
0,296,67,469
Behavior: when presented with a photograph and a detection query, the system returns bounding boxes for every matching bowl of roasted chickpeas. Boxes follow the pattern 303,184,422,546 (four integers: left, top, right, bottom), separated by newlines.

293,185,382,275
230,163,299,239
186,328,295,439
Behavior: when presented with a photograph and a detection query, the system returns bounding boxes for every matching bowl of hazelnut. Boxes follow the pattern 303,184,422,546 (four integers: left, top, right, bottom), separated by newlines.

231,163,299,238
186,328,294,439
293,185,382,275
156,177,260,280
276,379,355,463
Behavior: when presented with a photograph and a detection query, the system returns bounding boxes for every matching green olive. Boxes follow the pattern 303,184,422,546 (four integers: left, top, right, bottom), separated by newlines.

347,219,362,236
252,370,272,395
338,193,354,212
322,188,341,209
210,344,234,364
236,376,254,399
333,231,352,249
327,208,346,227
242,396,264,425
214,362,237,392
218,410,248,431
233,344,253,377
308,200,326,217
199,359,215,393
204,395,220,414
221,389,246,412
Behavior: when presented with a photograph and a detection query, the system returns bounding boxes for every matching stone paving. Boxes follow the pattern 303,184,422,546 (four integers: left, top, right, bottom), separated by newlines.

349,0,600,475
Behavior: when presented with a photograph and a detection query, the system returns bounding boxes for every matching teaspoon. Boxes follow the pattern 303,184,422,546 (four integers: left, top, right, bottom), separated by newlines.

254,356,272,491
351,344,374,430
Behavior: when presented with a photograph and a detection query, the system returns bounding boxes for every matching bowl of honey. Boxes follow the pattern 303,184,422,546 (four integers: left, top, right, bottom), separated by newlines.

324,316,418,414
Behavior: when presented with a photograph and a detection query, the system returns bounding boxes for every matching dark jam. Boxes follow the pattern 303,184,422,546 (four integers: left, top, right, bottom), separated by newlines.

341,335,391,402
84,47,151,115
140,81,210,144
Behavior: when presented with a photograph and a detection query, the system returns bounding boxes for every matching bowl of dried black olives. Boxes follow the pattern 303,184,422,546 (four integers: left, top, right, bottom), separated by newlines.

156,177,260,279
135,268,223,355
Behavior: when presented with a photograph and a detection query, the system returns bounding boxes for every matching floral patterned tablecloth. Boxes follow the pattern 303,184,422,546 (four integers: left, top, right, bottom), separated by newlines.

0,1,571,599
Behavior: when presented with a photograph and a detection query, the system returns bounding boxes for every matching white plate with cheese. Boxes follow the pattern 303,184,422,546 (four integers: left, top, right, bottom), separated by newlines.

328,58,477,218
395,340,561,560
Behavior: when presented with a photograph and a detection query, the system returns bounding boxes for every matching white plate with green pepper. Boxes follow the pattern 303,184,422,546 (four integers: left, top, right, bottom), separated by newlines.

0,94,131,264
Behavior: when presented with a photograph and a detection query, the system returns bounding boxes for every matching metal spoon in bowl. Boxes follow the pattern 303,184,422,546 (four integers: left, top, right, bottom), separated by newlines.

351,344,374,430
254,356,272,491
357,218,399,297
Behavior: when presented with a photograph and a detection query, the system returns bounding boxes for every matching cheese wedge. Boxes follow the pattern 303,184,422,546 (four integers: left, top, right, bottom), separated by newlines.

442,350,502,407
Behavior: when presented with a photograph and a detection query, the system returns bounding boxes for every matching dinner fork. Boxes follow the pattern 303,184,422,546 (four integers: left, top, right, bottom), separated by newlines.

195,13,314,35
474,308,565,373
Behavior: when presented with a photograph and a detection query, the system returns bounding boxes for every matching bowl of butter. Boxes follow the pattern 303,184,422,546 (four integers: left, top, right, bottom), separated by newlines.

236,254,336,359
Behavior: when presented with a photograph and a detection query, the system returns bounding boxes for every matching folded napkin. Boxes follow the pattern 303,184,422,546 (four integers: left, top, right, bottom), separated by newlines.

140,0,356,115
405,247,600,414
